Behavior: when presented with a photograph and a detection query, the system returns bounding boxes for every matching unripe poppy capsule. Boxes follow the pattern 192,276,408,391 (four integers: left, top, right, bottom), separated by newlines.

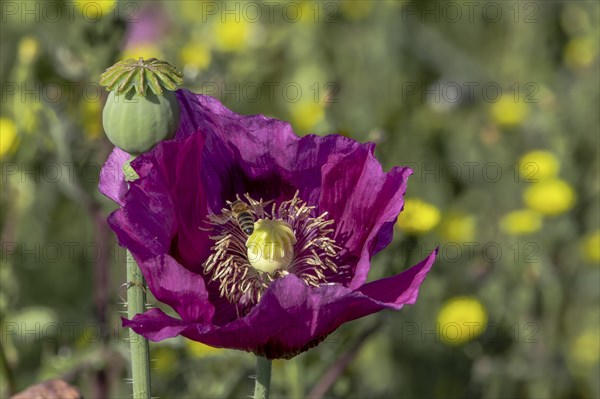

99,58,183,156
102,90,179,154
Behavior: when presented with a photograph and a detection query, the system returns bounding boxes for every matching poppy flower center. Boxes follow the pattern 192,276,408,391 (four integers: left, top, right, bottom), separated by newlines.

202,192,347,313
246,219,297,273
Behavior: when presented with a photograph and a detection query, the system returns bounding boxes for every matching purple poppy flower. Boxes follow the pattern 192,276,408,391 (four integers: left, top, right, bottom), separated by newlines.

99,89,437,359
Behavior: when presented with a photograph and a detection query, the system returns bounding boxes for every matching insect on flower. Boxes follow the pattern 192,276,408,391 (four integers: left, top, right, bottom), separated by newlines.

207,195,273,236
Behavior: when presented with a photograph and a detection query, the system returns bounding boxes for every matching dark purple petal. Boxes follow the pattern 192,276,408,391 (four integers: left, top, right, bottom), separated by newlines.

176,90,366,212
107,152,177,261
122,308,187,341
125,250,436,359
109,131,212,271
137,255,214,323
99,147,130,206
143,132,211,270
320,145,413,289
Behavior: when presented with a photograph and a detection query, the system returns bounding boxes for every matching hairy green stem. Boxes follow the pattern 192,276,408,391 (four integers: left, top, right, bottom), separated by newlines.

253,356,272,399
126,251,151,399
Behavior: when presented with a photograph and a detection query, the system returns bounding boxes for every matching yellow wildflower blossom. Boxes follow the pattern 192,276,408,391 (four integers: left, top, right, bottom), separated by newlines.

397,199,441,235
581,231,600,264
490,95,529,127
180,42,212,71
564,36,597,69
439,212,476,242
289,101,325,132
18,36,39,64
500,209,543,235
75,0,116,18
437,297,487,345
568,329,600,374
0,118,18,158
518,150,560,181
213,18,254,52
523,179,575,216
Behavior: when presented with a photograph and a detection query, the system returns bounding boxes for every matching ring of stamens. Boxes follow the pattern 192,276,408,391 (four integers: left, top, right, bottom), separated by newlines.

202,192,346,311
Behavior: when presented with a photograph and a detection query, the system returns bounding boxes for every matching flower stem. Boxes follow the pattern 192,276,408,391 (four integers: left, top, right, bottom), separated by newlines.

253,356,272,399
126,251,151,399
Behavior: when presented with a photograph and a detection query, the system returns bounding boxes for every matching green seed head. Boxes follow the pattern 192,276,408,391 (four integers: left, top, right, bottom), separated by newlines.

102,90,180,155
99,58,183,155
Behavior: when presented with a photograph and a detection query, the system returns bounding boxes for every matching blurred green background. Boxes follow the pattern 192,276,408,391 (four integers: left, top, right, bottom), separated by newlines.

1,0,599,398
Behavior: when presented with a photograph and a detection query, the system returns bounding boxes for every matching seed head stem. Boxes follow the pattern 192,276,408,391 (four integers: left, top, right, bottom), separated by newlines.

253,356,272,399
126,251,152,399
